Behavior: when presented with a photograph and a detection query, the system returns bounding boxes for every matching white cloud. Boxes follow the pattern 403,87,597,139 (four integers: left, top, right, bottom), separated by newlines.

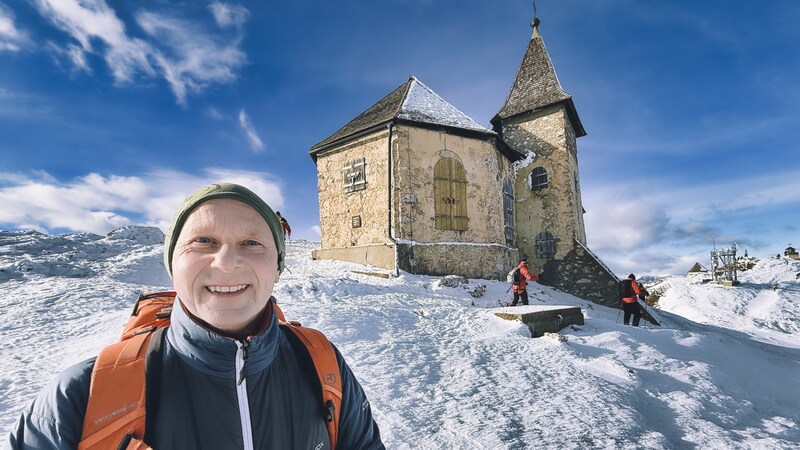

0,2,29,51
31,0,246,105
238,108,264,152
0,169,284,235
209,3,249,28
136,11,245,105
310,225,321,238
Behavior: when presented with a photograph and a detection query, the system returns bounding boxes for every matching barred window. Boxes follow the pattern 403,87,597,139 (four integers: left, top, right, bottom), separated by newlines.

342,157,366,193
503,177,514,244
529,167,548,190
536,231,557,259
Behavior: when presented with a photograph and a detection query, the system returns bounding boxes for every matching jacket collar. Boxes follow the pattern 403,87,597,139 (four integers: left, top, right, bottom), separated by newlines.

167,296,282,378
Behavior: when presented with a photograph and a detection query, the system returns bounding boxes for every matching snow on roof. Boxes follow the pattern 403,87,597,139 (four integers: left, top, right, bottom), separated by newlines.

397,77,489,133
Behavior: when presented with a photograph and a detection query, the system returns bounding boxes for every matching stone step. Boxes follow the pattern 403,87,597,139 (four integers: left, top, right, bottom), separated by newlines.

495,305,584,338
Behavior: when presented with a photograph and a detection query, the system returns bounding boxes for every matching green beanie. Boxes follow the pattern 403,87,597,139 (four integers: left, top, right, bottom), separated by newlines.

163,182,285,277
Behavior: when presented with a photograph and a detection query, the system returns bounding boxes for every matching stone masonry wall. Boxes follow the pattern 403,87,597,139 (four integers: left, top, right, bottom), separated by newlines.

397,242,518,280
500,105,584,272
316,130,390,250
392,125,514,245
538,240,619,307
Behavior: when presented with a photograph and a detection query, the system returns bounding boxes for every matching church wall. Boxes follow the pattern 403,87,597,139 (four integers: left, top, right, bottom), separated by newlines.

315,130,391,251
391,124,517,279
501,104,584,273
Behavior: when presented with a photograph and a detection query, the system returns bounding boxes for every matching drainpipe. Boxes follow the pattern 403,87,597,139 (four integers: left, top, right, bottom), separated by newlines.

386,123,399,276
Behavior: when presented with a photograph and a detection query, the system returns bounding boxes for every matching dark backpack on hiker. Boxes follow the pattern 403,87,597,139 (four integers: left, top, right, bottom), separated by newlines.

618,279,634,298
506,267,521,284
78,291,342,450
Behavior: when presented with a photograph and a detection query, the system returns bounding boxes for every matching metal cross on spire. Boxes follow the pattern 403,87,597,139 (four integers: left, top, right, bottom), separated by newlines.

531,1,541,36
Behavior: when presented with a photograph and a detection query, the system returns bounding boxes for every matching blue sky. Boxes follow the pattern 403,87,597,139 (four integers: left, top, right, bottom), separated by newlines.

0,0,798,276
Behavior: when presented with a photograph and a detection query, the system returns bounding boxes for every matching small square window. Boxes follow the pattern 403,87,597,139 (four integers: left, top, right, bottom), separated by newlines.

342,158,366,193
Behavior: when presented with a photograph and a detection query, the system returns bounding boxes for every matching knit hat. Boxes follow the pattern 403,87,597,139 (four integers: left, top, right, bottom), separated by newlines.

628,274,636,280
163,183,285,278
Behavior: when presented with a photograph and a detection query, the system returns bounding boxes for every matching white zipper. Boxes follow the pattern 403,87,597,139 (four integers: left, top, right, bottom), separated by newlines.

235,340,254,450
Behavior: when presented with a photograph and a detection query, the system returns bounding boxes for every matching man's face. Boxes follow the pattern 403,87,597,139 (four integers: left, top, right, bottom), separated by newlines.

172,199,279,336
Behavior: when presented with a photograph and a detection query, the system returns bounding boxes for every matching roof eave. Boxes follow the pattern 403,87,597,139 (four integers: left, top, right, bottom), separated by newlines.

490,98,586,138
309,121,393,162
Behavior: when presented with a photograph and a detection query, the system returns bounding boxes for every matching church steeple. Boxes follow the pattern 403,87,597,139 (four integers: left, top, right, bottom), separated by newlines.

492,17,585,137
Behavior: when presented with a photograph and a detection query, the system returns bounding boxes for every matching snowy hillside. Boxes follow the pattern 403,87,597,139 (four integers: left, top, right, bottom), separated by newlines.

2,228,799,449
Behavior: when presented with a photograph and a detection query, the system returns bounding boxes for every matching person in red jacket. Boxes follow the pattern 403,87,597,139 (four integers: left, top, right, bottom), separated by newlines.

276,211,292,239
621,273,643,326
511,258,539,306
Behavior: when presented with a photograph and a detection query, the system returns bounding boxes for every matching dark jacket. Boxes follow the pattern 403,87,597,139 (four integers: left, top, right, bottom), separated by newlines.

621,279,642,304
5,298,383,450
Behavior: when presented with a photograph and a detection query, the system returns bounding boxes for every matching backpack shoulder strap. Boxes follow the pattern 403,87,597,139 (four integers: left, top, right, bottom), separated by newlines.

281,323,343,450
79,326,165,450
79,293,173,450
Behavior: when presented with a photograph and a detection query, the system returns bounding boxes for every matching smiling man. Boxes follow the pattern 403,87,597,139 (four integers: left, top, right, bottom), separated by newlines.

6,183,384,450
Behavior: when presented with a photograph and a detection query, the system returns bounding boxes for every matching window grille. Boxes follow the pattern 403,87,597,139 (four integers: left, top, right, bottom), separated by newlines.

342,157,366,193
503,177,514,243
530,166,548,190
536,231,557,259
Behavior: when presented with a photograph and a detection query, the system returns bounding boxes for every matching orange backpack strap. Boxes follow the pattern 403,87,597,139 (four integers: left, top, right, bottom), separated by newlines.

78,293,173,450
282,324,343,450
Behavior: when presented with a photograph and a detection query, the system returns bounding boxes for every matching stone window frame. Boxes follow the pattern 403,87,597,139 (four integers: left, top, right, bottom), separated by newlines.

536,230,557,259
529,166,548,191
342,157,366,193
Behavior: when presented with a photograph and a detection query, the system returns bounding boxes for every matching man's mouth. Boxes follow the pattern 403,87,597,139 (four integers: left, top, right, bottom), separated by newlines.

206,284,249,294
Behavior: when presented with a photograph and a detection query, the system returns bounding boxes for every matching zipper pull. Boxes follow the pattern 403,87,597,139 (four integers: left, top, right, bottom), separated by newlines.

237,339,250,385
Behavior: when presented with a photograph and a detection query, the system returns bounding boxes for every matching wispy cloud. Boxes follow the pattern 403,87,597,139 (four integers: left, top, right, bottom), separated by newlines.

209,2,249,28
136,11,246,105
0,2,29,52
238,108,264,152
31,0,248,105
0,169,283,234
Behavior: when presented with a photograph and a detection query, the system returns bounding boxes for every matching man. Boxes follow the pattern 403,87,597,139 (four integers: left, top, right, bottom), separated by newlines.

620,273,643,326
510,257,539,306
6,183,383,449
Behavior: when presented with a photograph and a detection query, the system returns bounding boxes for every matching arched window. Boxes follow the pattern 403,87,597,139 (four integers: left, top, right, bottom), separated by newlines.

536,231,557,259
434,157,468,231
529,166,548,190
503,177,514,243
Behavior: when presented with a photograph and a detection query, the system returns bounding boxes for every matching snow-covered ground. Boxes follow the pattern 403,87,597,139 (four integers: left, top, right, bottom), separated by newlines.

1,228,799,449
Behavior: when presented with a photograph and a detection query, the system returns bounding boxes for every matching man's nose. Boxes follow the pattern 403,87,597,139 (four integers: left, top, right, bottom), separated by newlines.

211,244,241,271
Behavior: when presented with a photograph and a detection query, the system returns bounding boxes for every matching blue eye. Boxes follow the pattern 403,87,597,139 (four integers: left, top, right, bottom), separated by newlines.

243,240,261,246
196,237,213,244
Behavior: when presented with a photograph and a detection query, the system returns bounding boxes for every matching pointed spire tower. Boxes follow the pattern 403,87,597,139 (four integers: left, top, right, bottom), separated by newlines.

494,16,589,287
491,18,585,135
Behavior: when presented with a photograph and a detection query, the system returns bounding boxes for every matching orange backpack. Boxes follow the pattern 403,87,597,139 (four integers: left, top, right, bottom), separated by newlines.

77,292,342,450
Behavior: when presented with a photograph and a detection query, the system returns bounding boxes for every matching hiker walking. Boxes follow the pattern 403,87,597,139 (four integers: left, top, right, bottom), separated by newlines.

276,211,292,240
6,183,384,450
510,257,539,306
620,273,643,326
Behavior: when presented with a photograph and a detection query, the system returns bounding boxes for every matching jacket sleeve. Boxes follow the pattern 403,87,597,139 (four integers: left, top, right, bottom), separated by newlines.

332,345,384,450
632,281,642,297
4,358,94,450
521,266,537,282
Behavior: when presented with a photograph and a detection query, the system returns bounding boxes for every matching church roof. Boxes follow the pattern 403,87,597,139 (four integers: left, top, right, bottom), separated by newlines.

492,20,586,137
310,76,493,159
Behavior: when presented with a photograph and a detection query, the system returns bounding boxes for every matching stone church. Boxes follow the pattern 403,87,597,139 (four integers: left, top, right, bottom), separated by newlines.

309,19,619,306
